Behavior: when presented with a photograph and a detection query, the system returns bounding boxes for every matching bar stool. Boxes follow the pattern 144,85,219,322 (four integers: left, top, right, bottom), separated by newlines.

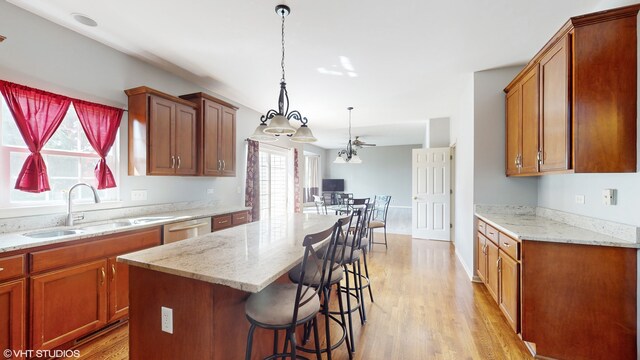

288,214,353,359
244,221,341,360
369,195,391,249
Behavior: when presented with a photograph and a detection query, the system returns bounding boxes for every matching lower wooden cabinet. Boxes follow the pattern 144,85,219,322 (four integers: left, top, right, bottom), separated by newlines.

498,249,519,332
477,234,488,283
0,279,25,358
108,257,129,322
31,260,108,350
485,238,500,303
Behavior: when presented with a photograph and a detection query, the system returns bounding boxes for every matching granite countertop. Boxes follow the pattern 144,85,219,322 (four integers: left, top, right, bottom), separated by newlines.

476,211,640,248
0,205,250,253
118,213,341,293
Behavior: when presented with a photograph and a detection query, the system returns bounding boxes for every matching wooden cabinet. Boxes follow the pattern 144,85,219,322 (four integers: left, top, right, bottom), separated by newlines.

506,66,540,176
212,214,233,231
539,35,570,172
504,5,638,175
108,257,129,322
498,249,519,332
477,218,521,334
31,260,108,350
0,279,25,357
126,87,199,176
232,211,248,226
180,92,238,177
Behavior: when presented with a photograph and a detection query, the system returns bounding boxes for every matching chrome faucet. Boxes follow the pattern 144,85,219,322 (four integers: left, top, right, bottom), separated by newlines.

66,183,101,226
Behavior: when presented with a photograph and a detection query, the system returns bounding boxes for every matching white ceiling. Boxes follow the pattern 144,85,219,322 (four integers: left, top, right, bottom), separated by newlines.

8,0,612,149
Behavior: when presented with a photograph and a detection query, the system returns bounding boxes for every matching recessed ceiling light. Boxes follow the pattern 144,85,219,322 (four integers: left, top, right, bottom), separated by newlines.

71,13,98,27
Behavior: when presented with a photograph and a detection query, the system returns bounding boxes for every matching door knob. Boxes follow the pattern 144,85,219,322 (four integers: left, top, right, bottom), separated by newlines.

413,196,418,200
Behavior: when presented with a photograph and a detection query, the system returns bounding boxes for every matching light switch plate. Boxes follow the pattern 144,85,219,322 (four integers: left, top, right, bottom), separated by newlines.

161,306,173,334
602,189,616,206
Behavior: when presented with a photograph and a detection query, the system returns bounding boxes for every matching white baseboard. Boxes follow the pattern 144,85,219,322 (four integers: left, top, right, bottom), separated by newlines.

454,248,478,282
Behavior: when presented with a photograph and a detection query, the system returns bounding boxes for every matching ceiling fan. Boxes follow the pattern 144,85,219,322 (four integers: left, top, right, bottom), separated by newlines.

352,136,376,148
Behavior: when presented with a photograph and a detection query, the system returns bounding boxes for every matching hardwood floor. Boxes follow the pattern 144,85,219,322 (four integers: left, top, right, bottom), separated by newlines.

66,234,532,359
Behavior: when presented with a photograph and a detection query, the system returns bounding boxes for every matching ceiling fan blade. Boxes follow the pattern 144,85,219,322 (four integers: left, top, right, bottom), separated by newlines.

361,143,376,146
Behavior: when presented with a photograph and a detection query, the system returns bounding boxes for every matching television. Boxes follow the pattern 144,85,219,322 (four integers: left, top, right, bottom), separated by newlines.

322,179,344,192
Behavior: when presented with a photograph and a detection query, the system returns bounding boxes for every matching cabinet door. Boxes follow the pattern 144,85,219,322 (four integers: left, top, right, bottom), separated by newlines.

477,234,487,283
498,250,519,332
486,239,499,303
219,107,236,176
149,96,176,175
0,279,25,357
505,87,521,176
175,104,198,175
108,257,129,323
520,66,540,174
540,35,571,172
31,260,108,350
202,100,222,176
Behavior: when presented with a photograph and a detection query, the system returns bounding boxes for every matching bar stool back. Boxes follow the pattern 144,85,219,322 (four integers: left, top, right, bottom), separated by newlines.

244,221,342,360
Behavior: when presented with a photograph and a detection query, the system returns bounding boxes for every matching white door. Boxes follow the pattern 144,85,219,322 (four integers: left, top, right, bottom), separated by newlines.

412,147,450,240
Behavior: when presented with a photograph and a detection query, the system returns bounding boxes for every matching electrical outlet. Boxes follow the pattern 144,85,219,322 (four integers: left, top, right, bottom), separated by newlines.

207,188,214,194
131,190,148,201
602,189,616,206
161,306,173,334
575,195,585,204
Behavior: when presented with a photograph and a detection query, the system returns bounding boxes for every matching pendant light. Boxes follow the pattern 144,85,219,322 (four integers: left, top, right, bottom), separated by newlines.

334,107,362,164
249,5,317,143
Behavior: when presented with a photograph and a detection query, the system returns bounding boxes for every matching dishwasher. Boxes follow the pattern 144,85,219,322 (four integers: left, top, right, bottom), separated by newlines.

163,217,212,244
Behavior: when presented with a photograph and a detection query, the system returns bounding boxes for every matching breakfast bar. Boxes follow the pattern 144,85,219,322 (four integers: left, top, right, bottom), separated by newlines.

118,213,340,359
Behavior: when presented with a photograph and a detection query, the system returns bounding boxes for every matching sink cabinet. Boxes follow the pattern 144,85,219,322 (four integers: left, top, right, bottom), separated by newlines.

0,278,25,359
108,256,129,322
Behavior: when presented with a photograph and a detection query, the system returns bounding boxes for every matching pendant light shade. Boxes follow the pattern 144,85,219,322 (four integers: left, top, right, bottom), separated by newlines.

350,154,362,164
249,123,278,142
263,115,296,135
333,155,347,164
290,124,317,143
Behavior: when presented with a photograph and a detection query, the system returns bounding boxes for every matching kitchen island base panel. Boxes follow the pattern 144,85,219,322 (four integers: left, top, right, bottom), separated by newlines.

521,241,637,360
129,266,292,359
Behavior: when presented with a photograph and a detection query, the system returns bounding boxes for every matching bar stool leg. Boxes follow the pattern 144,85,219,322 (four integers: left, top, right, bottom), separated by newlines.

344,265,356,353
351,263,364,325
245,324,256,360
312,318,322,360
323,288,333,360
289,329,298,359
363,250,375,303
273,329,279,355
336,284,353,359
357,260,367,323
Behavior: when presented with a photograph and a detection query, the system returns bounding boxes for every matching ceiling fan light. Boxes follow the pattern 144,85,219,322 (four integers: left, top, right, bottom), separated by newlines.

249,124,279,142
289,124,317,143
334,155,346,164
350,154,362,164
264,115,296,135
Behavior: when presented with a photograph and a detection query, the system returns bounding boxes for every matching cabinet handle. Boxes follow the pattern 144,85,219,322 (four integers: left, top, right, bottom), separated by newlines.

497,257,502,271
0,267,4,272
112,264,116,280
514,155,518,166
101,267,106,286
222,160,226,170
177,156,181,169
537,150,543,164
218,160,222,171
502,242,511,247
236,216,245,220
218,219,229,224
171,156,176,169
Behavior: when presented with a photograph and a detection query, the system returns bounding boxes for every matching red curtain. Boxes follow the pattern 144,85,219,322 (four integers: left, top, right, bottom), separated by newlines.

0,81,71,193
74,99,123,189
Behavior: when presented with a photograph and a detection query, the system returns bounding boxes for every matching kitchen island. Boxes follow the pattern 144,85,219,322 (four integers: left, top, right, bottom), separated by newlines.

118,213,340,360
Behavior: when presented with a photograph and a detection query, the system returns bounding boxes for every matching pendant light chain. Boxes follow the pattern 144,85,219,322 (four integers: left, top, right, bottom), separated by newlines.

280,11,286,83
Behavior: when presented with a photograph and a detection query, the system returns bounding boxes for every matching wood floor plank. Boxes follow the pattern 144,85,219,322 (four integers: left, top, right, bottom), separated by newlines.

65,235,532,360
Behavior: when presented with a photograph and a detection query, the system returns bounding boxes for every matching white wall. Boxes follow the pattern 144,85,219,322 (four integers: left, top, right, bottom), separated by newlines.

0,2,306,215
425,117,450,148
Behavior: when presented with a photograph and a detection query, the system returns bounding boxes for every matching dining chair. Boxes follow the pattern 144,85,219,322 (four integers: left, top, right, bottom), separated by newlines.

369,195,391,249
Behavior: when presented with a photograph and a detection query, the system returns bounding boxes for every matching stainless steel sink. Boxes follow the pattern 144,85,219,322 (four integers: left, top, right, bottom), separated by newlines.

80,220,135,232
24,229,86,238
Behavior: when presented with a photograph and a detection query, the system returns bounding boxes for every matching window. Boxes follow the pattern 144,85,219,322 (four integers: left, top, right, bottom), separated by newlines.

303,154,320,203
259,146,291,219
0,97,119,207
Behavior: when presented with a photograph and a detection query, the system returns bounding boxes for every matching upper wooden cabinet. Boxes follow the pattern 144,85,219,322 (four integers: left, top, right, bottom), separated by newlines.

504,5,639,176
126,87,199,176
180,92,238,177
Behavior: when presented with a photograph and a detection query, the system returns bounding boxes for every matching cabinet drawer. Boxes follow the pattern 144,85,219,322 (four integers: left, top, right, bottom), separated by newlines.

477,220,487,235
212,215,232,231
0,254,25,282
499,233,520,261
485,224,500,244
30,227,161,274
232,211,248,226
